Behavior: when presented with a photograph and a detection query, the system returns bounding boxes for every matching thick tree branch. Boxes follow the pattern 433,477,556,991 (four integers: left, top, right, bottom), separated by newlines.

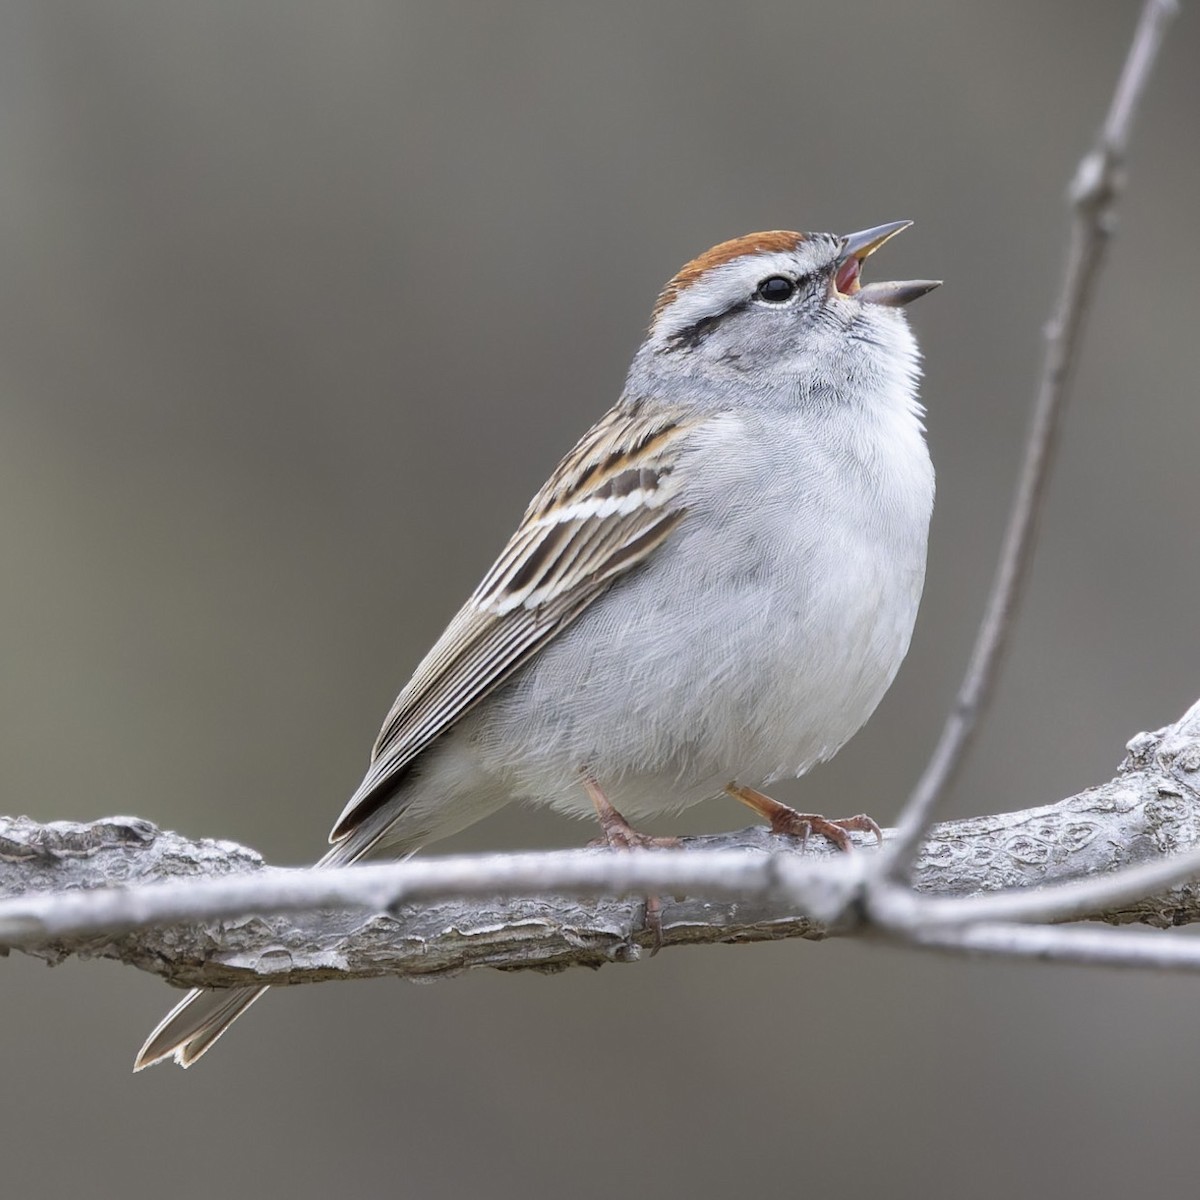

886,0,1179,875
2,698,1198,989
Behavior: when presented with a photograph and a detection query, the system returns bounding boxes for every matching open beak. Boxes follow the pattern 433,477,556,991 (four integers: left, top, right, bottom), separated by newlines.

832,220,941,307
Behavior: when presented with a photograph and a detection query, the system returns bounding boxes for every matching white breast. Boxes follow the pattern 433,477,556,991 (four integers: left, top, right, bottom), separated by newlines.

455,392,934,822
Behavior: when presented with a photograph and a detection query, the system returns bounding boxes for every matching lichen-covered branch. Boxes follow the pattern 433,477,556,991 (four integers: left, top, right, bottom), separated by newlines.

2,698,1198,990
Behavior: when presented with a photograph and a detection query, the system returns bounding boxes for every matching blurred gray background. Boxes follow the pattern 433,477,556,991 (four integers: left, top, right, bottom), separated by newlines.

2,2,1198,1197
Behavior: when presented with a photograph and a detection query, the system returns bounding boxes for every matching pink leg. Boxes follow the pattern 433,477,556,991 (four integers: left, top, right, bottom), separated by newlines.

583,777,679,951
725,783,882,852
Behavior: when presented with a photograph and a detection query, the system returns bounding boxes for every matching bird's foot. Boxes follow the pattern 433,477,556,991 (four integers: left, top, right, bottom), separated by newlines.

725,783,882,853
583,777,680,953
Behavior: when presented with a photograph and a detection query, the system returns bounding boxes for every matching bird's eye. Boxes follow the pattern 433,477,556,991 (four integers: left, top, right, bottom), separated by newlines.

755,275,795,303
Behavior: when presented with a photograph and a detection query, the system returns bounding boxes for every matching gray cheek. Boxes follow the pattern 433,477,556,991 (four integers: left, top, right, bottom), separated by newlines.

699,312,806,372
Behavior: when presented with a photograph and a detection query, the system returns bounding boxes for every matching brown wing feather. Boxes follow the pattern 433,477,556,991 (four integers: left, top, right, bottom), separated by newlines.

329,402,697,843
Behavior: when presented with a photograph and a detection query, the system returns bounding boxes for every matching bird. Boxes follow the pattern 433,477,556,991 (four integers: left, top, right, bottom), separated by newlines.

135,221,939,1069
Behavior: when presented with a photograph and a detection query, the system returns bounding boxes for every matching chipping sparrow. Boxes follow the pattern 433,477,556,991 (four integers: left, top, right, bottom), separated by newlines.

136,222,939,1069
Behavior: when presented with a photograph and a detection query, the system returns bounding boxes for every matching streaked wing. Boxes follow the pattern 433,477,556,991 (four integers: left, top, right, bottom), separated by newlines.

329,401,699,843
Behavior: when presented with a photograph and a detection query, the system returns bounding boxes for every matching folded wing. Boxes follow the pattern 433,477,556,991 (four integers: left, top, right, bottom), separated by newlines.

329,401,698,844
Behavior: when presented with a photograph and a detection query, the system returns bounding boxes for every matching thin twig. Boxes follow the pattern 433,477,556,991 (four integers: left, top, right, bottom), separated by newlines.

884,0,1179,878
868,841,1200,932
908,921,1200,974
0,846,862,949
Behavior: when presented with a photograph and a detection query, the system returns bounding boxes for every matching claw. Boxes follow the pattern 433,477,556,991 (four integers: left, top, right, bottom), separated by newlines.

725,783,882,852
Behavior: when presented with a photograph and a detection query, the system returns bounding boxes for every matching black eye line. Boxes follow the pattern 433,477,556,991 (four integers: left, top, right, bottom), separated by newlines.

661,299,751,352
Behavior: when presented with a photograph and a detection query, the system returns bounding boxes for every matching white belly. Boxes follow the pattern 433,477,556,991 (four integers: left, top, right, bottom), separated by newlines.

451,407,933,822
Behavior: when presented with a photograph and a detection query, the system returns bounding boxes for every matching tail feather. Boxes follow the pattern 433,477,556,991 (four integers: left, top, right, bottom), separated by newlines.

133,807,404,1071
133,985,268,1071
